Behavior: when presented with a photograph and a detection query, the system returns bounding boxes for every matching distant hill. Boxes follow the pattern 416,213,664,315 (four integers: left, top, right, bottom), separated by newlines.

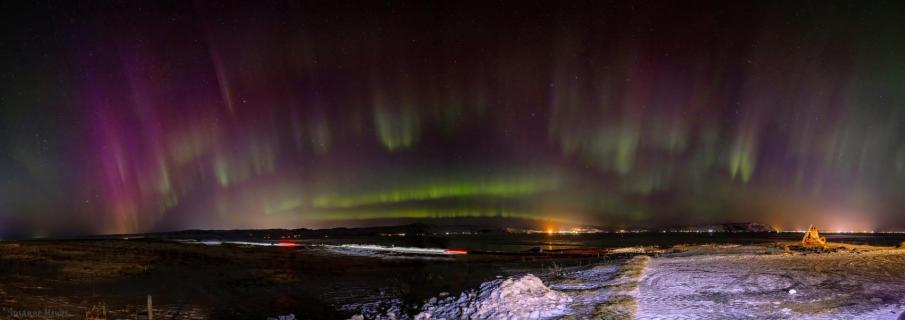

656,222,774,233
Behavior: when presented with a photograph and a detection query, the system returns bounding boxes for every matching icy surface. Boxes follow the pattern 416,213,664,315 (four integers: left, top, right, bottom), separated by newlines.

414,274,572,320
544,246,905,319
324,244,459,260
187,240,298,247
633,248,905,320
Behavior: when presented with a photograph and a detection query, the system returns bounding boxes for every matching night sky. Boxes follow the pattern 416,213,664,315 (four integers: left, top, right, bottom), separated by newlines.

2,1,905,237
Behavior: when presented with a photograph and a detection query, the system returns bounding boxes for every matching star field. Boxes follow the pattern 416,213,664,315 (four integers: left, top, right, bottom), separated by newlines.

1,1,904,237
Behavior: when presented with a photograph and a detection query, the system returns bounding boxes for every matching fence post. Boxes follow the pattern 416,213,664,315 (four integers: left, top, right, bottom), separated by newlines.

147,295,153,320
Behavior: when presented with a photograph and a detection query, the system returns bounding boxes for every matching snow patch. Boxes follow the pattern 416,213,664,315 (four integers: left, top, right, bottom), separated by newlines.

414,274,571,320
341,298,405,320
182,240,298,247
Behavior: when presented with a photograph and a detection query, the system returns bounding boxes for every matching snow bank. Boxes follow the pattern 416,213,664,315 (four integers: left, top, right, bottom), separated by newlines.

414,274,572,320
636,250,905,319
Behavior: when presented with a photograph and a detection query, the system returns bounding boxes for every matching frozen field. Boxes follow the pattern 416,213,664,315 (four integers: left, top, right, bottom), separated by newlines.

552,244,905,319
353,243,905,319
638,248,905,319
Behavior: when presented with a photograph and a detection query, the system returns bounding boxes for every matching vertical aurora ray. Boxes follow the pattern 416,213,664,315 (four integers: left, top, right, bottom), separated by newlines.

373,92,420,151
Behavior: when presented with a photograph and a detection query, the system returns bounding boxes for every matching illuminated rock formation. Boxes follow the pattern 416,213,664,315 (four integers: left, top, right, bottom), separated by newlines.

802,225,827,247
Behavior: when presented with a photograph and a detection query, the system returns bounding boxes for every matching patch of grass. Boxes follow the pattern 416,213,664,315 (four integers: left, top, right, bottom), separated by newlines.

555,277,587,285
591,294,637,320
608,281,639,292
778,296,850,315
614,255,650,282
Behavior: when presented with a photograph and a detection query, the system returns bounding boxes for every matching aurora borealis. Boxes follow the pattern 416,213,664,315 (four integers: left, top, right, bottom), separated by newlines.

2,1,905,237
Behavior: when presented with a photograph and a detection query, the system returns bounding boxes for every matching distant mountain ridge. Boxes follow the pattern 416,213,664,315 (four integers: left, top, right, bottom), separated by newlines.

655,222,774,233
84,223,507,241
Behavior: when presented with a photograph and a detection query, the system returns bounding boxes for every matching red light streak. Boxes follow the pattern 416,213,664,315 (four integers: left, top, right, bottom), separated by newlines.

446,249,468,255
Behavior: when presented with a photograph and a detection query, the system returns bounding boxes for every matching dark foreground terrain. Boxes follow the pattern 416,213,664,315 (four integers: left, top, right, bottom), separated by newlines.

3,234,905,319
0,239,600,319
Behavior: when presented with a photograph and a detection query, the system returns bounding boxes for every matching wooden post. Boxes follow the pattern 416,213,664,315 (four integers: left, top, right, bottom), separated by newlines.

147,295,153,320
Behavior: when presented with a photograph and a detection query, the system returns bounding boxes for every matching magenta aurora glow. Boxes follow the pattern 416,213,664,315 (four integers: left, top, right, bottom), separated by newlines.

2,1,905,237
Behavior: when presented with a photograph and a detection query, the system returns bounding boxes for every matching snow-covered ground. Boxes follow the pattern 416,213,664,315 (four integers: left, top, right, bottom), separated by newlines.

348,274,572,320
633,247,905,319
346,245,905,319
415,274,572,320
